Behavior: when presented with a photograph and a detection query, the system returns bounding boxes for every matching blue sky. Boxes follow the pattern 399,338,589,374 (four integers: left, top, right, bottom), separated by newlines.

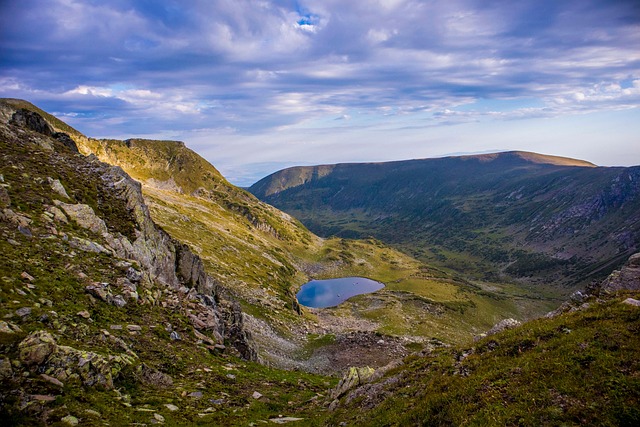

1,0,639,186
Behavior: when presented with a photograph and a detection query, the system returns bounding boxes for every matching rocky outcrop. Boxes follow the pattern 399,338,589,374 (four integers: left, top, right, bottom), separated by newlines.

599,252,640,293
2,106,255,360
546,251,640,317
9,108,78,152
329,366,375,401
18,331,136,389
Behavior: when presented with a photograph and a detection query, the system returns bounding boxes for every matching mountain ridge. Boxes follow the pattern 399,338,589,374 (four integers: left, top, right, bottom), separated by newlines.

250,150,597,198
249,151,640,290
1,98,639,426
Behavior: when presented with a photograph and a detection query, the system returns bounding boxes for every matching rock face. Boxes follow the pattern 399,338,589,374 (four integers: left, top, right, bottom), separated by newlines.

2,105,255,360
600,253,640,293
546,251,640,317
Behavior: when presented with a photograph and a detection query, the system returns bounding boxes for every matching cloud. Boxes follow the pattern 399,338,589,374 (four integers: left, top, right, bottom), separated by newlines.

1,0,639,184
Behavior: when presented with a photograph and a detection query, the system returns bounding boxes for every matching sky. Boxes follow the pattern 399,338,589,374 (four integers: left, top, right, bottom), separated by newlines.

1,0,639,186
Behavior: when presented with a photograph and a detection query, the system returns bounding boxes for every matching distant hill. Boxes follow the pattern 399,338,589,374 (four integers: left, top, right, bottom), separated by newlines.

250,152,640,289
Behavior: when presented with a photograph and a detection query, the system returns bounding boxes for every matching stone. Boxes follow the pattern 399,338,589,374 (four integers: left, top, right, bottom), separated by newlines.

330,366,375,400
54,201,109,235
269,417,305,424
188,391,203,398
48,177,71,199
10,109,53,135
77,310,91,319
165,404,179,411
126,267,143,282
84,409,101,417
32,394,56,402
153,413,165,423
486,318,521,336
623,298,640,307
0,321,16,333
170,331,181,341
41,373,64,387
53,132,79,152
21,271,35,281
61,415,79,426
85,283,110,302
15,307,32,317
127,324,142,332
252,391,263,399
0,186,10,208
70,236,111,254
18,330,56,366
139,363,173,388
0,358,13,380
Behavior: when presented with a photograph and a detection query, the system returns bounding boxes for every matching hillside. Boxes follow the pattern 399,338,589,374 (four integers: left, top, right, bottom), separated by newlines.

1,100,639,426
249,153,640,291
0,99,551,371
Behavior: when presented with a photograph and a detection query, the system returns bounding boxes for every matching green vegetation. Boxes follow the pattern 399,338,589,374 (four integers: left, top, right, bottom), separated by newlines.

249,154,640,293
2,99,638,426
327,294,640,426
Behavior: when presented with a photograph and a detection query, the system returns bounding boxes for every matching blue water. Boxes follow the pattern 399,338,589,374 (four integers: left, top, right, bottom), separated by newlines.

296,277,385,308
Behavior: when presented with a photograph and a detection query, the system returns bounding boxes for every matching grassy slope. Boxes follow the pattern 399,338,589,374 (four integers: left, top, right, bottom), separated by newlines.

0,99,541,349
249,155,640,293
327,293,640,426
2,99,638,427
0,124,334,426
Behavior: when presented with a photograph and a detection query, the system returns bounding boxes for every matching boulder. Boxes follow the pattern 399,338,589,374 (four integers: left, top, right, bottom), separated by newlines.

330,366,375,400
18,330,56,366
54,201,108,235
485,318,521,337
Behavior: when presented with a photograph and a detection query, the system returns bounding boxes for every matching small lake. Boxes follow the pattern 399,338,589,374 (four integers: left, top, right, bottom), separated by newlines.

296,277,385,308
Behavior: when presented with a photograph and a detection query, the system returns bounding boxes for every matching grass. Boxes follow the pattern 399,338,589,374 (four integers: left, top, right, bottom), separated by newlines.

326,294,640,426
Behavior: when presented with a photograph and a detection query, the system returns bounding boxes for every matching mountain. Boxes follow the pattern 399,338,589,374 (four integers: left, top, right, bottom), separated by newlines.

249,152,640,291
1,99,638,426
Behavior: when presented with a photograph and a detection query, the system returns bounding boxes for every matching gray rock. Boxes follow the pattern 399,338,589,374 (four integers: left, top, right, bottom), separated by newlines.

164,404,179,411
139,363,173,388
126,267,143,282
21,271,35,281
15,307,32,317
55,202,109,235
70,236,111,254
269,417,305,424
600,253,640,294
170,331,181,341
41,373,64,387
53,132,79,152
330,366,375,400
48,177,70,199
0,186,10,208
623,298,640,307
486,318,521,336
252,391,263,399
18,330,56,366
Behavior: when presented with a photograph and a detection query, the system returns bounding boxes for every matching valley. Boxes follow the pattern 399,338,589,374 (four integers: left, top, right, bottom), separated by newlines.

1,98,638,426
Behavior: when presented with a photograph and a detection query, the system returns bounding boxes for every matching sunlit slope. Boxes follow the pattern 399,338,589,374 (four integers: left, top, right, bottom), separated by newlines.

0,99,560,361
